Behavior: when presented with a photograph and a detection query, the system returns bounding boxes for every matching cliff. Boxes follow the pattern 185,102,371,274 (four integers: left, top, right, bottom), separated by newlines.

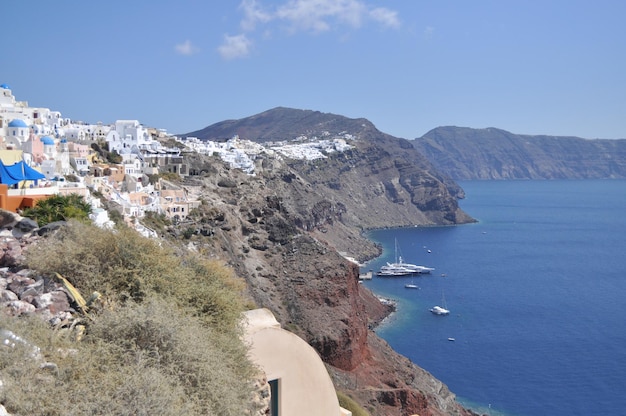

413,126,626,180
179,108,477,415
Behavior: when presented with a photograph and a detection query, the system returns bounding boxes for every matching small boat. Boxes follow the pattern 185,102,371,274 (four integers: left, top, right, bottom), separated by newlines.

448,337,455,342
430,305,450,315
430,290,450,315
359,270,373,280
405,277,420,289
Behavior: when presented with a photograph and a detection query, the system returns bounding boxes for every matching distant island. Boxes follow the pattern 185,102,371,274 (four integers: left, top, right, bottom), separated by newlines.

412,126,626,180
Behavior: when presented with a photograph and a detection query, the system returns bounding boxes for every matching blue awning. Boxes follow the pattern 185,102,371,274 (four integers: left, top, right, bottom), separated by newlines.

0,160,46,185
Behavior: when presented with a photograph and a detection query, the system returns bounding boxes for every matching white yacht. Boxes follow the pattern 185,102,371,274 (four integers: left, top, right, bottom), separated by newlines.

377,258,417,276
377,239,435,276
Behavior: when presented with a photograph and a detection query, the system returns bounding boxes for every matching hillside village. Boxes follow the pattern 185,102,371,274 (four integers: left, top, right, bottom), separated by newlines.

1,84,480,416
0,83,419,416
0,84,354,231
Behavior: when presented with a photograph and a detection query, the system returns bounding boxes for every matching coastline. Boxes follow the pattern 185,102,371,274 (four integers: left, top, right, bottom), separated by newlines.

357,226,483,416
367,295,397,330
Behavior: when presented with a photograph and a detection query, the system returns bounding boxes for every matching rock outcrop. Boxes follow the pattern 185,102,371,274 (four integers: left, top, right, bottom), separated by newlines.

0,212,75,326
413,126,626,180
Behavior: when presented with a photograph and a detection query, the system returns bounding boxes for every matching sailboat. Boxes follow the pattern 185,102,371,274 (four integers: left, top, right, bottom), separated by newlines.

430,290,450,315
404,277,420,289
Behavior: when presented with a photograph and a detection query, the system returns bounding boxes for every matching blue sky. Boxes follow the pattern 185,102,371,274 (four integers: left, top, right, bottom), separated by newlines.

4,1,625,139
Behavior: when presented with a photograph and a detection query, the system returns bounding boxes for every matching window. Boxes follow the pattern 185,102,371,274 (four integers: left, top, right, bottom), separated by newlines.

269,379,279,416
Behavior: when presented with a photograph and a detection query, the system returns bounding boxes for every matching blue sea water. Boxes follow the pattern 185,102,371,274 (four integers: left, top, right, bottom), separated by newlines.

361,180,626,416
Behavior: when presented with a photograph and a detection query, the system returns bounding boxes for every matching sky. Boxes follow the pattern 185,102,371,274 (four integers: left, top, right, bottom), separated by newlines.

3,1,625,139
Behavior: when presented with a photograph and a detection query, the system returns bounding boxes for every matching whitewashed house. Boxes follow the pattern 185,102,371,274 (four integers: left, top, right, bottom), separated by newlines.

6,119,30,147
106,120,152,154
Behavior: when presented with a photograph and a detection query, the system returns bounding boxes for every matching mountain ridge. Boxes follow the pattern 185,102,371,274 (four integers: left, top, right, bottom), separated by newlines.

413,126,626,180
184,106,374,143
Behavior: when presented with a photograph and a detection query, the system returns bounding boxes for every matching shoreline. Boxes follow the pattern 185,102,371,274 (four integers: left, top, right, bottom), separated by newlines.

368,295,397,330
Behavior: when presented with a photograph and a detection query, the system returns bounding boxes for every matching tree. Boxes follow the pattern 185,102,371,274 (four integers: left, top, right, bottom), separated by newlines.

106,150,123,164
22,194,92,226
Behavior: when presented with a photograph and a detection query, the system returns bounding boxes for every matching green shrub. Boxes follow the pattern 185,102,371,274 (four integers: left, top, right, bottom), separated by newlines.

22,193,91,226
106,150,122,164
160,172,181,182
64,173,80,183
338,391,371,416
141,211,172,233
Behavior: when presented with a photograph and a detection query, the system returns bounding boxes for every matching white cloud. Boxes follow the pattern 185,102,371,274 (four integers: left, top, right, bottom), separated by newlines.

240,0,272,31
219,0,400,59
175,40,199,56
275,0,368,33
369,7,400,29
218,34,253,60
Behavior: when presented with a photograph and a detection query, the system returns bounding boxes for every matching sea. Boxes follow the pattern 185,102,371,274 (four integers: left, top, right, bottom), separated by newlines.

360,180,626,416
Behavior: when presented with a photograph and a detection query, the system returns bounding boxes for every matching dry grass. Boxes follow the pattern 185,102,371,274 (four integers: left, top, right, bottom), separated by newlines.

2,220,258,415
25,220,245,332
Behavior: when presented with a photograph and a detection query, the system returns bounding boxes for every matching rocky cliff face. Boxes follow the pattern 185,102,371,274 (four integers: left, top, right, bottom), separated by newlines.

187,107,473,234
179,160,473,415
413,126,626,180
178,108,477,415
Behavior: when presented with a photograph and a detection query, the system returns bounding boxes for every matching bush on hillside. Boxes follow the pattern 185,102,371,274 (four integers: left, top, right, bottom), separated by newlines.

337,391,371,416
147,172,182,185
141,210,172,234
0,299,257,415
22,194,91,227
106,150,122,164
25,220,245,332
13,220,258,415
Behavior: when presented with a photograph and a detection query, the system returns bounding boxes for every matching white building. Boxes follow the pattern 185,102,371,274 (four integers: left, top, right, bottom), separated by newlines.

121,153,143,178
243,309,352,416
0,84,64,142
106,120,152,154
0,84,30,137
5,119,30,148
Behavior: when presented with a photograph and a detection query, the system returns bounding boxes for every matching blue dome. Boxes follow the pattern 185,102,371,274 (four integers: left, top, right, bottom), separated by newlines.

0,83,9,89
41,136,55,145
8,119,28,128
